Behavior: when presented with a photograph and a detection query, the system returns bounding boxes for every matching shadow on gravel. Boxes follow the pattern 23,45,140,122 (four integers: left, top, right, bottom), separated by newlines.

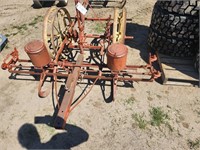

125,22,150,63
18,121,89,149
125,23,163,84
31,2,67,9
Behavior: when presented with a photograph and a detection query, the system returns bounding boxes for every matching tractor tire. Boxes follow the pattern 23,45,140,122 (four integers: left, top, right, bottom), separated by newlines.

58,0,68,6
150,5,199,40
33,0,43,8
148,1,199,57
148,28,198,57
33,0,55,8
89,0,108,7
194,52,199,73
156,0,199,16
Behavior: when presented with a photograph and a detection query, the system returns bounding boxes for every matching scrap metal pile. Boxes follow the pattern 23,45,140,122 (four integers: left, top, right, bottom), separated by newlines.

1,0,160,129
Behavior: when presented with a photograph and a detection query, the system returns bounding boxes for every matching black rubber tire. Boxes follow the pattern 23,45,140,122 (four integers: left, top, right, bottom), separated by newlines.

58,0,68,6
150,5,199,40
148,28,198,57
156,0,200,16
33,0,43,8
89,0,108,7
33,0,55,8
147,4,199,57
194,52,199,73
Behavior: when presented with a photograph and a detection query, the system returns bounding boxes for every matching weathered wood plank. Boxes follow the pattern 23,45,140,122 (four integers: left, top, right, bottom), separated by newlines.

157,52,199,86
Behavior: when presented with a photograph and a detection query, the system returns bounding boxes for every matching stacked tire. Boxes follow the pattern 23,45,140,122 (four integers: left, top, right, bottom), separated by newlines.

89,0,108,7
33,0,68,8
194,52,199,73
147,0,199,72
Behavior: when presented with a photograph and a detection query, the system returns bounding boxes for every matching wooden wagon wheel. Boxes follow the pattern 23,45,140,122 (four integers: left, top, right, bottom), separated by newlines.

43,7,72,59
43,7,57,58
112,7,127,44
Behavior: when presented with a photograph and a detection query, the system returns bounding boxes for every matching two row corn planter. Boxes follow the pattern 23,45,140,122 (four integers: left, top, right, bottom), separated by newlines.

2,0,160,129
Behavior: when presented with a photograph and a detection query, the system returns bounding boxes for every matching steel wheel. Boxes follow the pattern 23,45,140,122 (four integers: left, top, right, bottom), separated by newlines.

43,7,72,59
112,7,127,44
43,7,58,58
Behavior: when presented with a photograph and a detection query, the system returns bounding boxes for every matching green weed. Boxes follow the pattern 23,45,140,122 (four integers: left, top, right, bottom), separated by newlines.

125,96,136,105
150,107,168,126
28,16,43,26
5,33,10,37
12,24,28,31
132,113,148,129
93,22,105,33
7,16,43,37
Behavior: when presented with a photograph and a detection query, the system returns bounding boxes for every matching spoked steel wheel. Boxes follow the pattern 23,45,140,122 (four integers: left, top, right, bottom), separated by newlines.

43,7,72,59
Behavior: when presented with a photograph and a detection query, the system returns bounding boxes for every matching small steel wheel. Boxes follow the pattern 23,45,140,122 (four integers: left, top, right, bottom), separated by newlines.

43,7,72,59
112,7,127,44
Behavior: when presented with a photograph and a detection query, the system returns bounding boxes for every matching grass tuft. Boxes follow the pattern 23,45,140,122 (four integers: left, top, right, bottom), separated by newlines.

132,113,148,129
125,96,136,105
28,16,43,26
93,22,105,33
12,24,28,31
150,107,168,126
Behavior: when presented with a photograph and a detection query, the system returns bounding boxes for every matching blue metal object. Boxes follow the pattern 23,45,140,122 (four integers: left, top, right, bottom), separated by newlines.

0,34,8,51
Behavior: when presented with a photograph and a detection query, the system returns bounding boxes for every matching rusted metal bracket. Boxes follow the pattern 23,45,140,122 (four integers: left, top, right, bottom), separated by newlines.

1,48,18,70
38,69,50,98
54,54,84,129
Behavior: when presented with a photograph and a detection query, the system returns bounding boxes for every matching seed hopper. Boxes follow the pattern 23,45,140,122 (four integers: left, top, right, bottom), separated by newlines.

1,0,160,129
